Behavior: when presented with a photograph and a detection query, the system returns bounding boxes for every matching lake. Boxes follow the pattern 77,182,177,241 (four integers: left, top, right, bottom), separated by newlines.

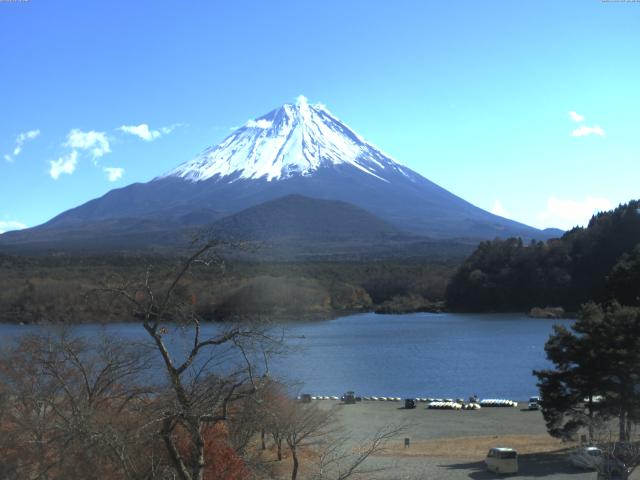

0,312,571,400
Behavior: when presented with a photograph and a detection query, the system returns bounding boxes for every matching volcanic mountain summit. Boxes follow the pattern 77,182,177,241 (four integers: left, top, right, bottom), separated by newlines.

0,97,560,252
163,95,411,183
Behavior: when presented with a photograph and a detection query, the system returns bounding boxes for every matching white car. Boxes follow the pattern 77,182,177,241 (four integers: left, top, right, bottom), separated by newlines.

568,446,603,470
485,447,518,474
528,396,540,410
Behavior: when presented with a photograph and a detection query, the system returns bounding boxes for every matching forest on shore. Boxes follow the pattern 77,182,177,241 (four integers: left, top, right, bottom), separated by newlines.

446,200,640,313
0,254,455,324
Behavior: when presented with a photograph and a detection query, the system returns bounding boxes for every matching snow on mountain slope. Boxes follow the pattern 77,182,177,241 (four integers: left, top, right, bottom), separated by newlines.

162,95,416,183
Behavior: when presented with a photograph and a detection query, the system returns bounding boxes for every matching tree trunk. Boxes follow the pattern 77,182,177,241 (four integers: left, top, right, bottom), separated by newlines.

619,409,627,442
193,424,206,480
588,396,594,442
161,418,193,480
291,446,299,480
272,433,282,461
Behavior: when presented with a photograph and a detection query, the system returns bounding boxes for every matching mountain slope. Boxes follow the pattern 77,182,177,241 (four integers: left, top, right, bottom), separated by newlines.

210,194,402,242
0,98,559,251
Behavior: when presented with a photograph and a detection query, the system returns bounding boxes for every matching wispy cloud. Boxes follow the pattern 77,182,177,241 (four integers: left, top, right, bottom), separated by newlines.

119,124,161,141
4,129,40,162
571,125,605,137
0,220,27,234
65,129,110,160
245,119,273,129
49,151,78,180
103,167,124,182
568,111,584,123
537,196,612,230
159,124,183,135
567,111,604,137
118,123,183,141
491,200,511,219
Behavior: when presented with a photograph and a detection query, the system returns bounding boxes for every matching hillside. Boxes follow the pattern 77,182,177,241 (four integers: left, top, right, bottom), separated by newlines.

210,194,401,242
445,200,640,312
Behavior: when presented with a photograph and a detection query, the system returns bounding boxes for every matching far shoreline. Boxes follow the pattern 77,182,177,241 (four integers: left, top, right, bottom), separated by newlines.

0,305,580,326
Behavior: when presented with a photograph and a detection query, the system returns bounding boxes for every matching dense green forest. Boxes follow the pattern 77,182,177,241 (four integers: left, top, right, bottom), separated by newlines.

0,254,456,323
446,200,640,312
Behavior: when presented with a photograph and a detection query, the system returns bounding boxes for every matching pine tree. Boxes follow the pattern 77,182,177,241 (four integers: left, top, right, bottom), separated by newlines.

534,302,640,442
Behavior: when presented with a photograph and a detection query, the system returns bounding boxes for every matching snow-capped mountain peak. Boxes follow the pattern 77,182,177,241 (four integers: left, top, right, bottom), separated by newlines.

162,96,411,183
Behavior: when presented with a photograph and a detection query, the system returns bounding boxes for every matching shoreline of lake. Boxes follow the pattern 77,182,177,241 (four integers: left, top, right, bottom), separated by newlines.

2,304,573,326
0,312,572,399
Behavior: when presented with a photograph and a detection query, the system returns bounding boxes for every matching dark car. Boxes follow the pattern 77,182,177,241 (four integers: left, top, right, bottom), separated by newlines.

597,456,631,480
341,391,356,404
404,398,416,409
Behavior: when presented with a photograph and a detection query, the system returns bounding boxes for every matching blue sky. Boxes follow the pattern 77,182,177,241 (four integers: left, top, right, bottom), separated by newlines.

1,0,639,233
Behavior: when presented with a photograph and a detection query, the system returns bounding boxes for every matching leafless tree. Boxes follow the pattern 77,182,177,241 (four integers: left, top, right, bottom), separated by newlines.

282,401,336,480
0,332,163,480
97,240,283,480
310,424,405,480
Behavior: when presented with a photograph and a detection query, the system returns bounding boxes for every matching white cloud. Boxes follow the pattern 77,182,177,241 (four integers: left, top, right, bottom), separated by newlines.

4,129,40,162
119,124,161,141
103,167,124,182
491,200,511,219
0,220,27,234
568,111,584,123
537,196,613,230
296,94,308,109
245,119,273,129
571,125,605,137
567,111,604,137
65,129,110,159
49,150,78,180
118,123,183,141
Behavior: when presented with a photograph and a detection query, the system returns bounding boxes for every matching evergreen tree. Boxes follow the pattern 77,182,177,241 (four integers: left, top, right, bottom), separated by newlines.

608,245,640,306
446,199,640,312
535,303,640,442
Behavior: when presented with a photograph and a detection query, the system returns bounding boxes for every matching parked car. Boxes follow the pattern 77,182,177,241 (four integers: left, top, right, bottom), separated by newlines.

527,396,540,410
569,446,604,470
299,393,312,403
597,458,631,480
569,446,631,478
485,447,518,474
341,391,356,404
404,398,416,409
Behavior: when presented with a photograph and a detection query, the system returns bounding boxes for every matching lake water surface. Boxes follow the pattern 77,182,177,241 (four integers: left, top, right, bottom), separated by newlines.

0,312,572,400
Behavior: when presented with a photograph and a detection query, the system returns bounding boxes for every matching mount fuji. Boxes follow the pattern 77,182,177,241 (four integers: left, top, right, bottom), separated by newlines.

1,97,559,252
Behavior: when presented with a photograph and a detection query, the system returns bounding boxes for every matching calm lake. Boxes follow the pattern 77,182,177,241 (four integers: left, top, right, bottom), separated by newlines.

0,312,572,400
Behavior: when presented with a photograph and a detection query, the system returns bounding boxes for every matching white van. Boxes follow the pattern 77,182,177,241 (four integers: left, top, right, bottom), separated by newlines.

528,396,540,410
485,447,518,474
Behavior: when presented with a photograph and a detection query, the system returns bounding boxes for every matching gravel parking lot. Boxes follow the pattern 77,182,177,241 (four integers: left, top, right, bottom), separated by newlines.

319,400,598,480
